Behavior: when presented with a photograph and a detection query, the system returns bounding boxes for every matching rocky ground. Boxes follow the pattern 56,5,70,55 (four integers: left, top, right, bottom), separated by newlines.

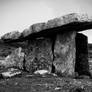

0,73,92,92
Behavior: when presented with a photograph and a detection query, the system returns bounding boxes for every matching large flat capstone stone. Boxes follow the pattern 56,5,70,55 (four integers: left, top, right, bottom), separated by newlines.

1,13,92,42
25,38,53,73
53,31,76,77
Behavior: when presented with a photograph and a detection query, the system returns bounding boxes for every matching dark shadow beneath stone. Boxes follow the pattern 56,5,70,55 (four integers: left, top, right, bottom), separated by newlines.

70,87,85,92
51,64,55,73
75,33,90,77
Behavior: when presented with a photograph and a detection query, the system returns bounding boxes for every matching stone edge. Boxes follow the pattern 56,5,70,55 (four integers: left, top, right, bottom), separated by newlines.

1,13,92,41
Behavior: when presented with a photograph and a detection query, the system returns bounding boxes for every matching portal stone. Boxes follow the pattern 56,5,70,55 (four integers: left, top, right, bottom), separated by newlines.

53,31,76,77
25,37,53,73
75,33,90,76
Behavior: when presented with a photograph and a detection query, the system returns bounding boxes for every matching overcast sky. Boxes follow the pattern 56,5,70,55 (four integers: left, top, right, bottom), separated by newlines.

0,0,92,43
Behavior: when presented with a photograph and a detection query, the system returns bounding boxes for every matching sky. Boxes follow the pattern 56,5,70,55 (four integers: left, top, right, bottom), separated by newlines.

0,0,92,43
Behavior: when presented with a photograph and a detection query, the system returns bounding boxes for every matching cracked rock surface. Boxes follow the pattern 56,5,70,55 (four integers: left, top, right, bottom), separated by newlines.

25,38,53,73
53,31,76,77
1,13,92,42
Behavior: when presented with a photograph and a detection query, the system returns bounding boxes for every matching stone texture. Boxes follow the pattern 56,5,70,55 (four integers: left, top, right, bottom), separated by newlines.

23,13,92,38
75,33,90,76
1,13,92,42
0,44,16,58
0,76,92,92
34,70,50,75
21,23,46,38
0,68,22,78
0,13,91,77
32,23,46,33
0,41,27,59
53,31,76,77
1,31,21,40
0,47,25,69
21,28,32,37
25,38,53,73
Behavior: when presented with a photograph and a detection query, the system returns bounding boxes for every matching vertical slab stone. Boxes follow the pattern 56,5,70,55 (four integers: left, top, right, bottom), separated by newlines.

25,37,53,73
75,33,90,76
53,31,76,77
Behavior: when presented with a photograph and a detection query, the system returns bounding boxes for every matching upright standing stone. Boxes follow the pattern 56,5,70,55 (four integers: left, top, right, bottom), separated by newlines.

75,33,90,76
53,31,76,77
25,37,53,73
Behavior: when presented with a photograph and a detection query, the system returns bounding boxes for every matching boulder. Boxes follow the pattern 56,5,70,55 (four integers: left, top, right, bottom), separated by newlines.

22,13,92,39
21,28,33,37
0,47,25,69
25,38,53,73
34,70,50,75
53,31,76,77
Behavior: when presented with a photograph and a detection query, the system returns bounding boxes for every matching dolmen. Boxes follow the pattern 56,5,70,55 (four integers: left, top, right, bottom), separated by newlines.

0,13,92,78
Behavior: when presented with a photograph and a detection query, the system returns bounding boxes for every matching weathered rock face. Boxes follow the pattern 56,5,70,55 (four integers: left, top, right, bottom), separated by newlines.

25,38,53,73
75,33,90,76
0,68,22,78
53,31,76,77
0,40,28,58
0,13,91,77
0,47,25,69
1,31,21,41
1,13,92,42
0,43,16,58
